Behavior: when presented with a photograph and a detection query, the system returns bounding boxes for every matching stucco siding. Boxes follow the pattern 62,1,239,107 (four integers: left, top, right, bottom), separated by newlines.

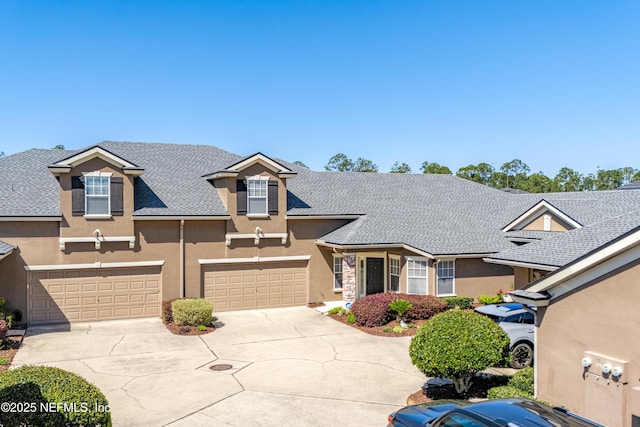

536,257,640,427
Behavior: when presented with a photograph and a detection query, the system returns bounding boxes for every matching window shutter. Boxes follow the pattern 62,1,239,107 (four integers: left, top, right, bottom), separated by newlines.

71,176,85,216
268,180,278,215
111,177,124,216
237,180,247,215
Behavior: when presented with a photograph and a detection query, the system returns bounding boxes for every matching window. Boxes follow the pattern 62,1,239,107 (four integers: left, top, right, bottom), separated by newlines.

333,255,343,290
543,214,552,231
85,176,110,216
406,257,427,294
437,413,489,427
436,260,455,296
247,177,268,215
389,256,400,292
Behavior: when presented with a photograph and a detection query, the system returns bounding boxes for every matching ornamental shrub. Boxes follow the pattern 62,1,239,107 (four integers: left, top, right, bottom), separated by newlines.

403,294,448,322
388,299,412,321
0,319,7,340
443,296,475,310
409,309,510,396
171,299,214,326
487,385,532,399
508,366,534,395
351,293,396,327
0,366,112,426
161,299,177,324
346,313,356,324
479,294,503,305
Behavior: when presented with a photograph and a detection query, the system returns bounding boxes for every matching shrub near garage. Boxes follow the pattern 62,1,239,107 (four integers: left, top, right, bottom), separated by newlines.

443,296,475,310
403,294,447,322
488,367,534,399
351,293,448,327
0,366,111,426
171,298,214,326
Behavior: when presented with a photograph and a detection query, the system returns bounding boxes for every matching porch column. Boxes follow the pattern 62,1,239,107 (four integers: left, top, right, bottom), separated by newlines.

342,253,356,303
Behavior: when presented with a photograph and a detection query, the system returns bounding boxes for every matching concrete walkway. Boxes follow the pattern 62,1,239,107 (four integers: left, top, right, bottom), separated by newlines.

13,307,426,427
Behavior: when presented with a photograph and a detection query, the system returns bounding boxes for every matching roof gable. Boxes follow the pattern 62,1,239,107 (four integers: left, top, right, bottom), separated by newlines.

203,152,296,180
48,145,144,175
501,199,582,232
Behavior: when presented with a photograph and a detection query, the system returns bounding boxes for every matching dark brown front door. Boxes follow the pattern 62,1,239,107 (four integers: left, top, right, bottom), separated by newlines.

366,258,385,295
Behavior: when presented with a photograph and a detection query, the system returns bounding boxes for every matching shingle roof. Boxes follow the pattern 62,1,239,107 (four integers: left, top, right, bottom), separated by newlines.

0,240,15,255
617,181,640,190
3,141,640,259
486,209,640,268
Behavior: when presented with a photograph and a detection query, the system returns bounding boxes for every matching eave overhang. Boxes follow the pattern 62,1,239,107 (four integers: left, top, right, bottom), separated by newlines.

203,153,297,180
315,240,435,259
48,146,144,175
501,199,582,232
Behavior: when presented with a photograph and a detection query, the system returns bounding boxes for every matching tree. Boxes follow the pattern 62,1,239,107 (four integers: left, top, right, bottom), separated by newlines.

620,167,638,185
595,168,624,190
420,161,452,174
292,160,309,169
456,163,494,185
0,151,4,157
500,159,530,189
352,157,378,172
324,153,354,172
409,310,510,396
553,167,583,192
521,172,553,193
52,144,65,150
390,161,411,174
581,173,596,191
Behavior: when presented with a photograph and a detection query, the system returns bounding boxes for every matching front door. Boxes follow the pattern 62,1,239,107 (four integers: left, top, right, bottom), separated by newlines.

366,258,385,295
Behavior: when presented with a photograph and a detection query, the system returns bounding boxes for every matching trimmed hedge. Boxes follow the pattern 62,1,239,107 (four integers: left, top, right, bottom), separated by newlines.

443,296,475,310
351,293,448,327
171,298,214,326
0,366,111,426
487,385,532,399
488,367,534,399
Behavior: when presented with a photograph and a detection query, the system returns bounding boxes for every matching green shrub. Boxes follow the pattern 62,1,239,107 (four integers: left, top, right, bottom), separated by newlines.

346,313,356,324
389,299,413,321
382,327,391,333
409,310,510,396
392,326,404,333
197,325,207,331
328,307,342,315
479,294,503,305
0,366,112,426
487,385,532,399
0,319,7,340
0,357,7,365
171,299,214,326
443,296,475,310
508,367,534,395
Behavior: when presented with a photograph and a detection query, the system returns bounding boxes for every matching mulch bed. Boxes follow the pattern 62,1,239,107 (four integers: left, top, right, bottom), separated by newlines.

164,322,216,336
327,314,428,337
0,336,23,372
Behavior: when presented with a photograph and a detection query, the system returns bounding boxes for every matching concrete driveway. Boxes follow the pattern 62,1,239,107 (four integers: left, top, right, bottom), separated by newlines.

13,306,426,426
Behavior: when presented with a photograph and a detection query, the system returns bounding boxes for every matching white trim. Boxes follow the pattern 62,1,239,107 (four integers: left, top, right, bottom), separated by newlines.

53,146,138,169
246,214,270,218
527,229,640,295
483,257,559,271
332,253,344,291
405,256,429,295
315,240,435,259
133,215,231,221
228,153,294,174
356,251,388,298
83,214,112,219
0,217,62,222
436,259,456,297
198,255,311,265
225,232,287,246
59,236,136,250
202,171,239,180
501,200,583,232
24,260,164,271
286,215,362,220
438,253,493,259
47,166,72,174
84,174,111,216
82,171,112,177
543,214,552,231
389,255,401,293
246,175,269,215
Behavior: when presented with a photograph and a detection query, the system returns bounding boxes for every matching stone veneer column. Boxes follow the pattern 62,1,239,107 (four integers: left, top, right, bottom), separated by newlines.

342,253,356,303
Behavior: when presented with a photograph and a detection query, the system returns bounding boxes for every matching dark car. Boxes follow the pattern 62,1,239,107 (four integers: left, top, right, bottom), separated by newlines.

474,303,535,369
387,398,604,427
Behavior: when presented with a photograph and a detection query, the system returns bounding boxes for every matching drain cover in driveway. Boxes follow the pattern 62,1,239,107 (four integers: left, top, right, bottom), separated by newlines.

210,364,233,371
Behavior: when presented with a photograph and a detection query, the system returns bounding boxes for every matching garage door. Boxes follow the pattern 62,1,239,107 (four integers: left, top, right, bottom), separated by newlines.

203,261,308,311
28,266,161,325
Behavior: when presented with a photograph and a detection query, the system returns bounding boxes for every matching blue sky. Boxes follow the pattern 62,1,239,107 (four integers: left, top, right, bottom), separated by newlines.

1,1,638,176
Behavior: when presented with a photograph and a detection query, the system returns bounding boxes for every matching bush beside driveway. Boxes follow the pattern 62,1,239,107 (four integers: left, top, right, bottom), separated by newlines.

13,307,425,427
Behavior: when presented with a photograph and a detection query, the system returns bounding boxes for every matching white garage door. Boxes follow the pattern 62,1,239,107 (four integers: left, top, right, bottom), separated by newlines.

203,261,308,311
28,266,161,325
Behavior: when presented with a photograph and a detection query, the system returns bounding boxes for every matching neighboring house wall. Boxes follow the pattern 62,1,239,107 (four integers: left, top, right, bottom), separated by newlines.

513,267,530,289
535,257,640,427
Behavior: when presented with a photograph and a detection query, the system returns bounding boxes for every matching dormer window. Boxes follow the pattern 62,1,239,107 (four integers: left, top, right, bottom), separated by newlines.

71,172,124,218
85,175,111,216
247,176,268,215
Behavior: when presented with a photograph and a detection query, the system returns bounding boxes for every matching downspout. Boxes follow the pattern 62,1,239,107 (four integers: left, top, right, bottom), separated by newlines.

180,219,185,298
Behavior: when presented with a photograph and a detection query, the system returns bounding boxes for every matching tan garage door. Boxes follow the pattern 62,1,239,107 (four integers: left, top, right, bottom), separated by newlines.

28,266,161,325
203,261,308,311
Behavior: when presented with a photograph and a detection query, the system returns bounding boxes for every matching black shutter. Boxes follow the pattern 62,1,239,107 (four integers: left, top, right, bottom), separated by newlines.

237,180,247,215
71,176,85,216
111,177,124,216
268,180,278,215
